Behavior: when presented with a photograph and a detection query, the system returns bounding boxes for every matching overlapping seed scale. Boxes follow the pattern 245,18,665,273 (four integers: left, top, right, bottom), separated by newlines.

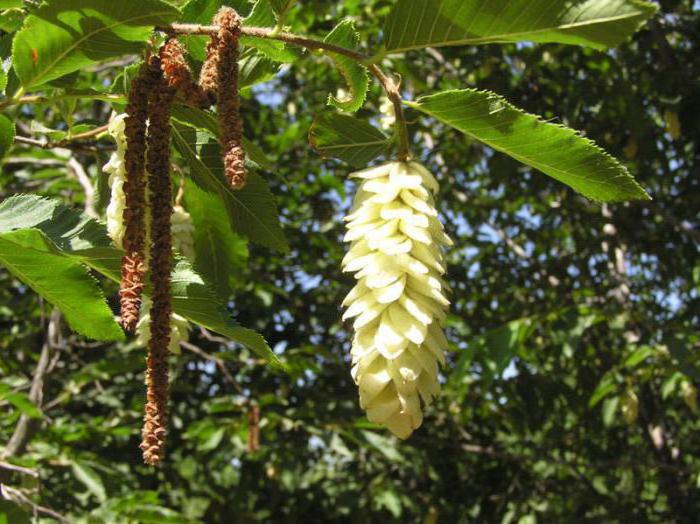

343,162,451,439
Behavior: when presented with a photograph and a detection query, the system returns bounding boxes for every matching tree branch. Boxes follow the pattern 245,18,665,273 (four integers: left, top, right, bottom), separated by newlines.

13,124,110,153
0,484,68,523
180,340,244,397
2,309,62,458
162,23,412,161
67,157,97,218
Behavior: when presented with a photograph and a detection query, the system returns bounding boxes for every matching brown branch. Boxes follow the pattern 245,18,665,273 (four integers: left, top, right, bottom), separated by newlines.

163,23,411,160
3,157,66,167
487,220,530,259
67,157,97,218
180,340,242,395
0,461,38,478
0,484,68,523
13,124,110,152
164,24,368,61
0,93,123,111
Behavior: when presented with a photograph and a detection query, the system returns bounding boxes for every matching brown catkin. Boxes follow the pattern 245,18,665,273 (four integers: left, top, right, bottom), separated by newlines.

139,54,177,467
119,60,160,332
215,7,248,189
199,30,220,106
160,37,211,108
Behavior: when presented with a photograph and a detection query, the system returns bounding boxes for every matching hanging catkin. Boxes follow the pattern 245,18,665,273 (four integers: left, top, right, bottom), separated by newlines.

214,7,248,189
139,53,177,467
119,61,160,332
160,37,211,108
198,24,220,106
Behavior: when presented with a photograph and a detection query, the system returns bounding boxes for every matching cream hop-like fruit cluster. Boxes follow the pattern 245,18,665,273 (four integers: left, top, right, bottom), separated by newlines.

342,161,452,439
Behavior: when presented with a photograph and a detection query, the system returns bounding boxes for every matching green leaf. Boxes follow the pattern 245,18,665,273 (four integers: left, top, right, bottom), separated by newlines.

183,178,249,299
0,229,124,341
483,319,530,375
171,122,288,252
623,345,656,368
0,8,24,33
324,20,368,113
408,89,650,202
239,50,281,91
589,374,617,408
0,500,30,524
0,1,23,8
375,489,402,518
309,112,391,168
382,0,658,54
0,113,14,163
0,385,43,419
171,104,273,169
362,431,404,462
267,0,296,19
75,247,284,368
661,372,684,400
0,194,281,367
602,396,620,427
12,0,181,88
71,461,107,502
0,194,111,250
241,0,298,63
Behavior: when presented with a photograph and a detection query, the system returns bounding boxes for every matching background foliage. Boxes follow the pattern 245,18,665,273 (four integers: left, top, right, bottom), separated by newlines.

1,0,699,522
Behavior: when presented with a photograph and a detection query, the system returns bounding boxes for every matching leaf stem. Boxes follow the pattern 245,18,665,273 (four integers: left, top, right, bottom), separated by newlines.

162,23,411,161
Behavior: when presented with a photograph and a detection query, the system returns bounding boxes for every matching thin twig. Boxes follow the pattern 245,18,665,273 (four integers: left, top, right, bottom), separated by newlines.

67,157,97,218
0,485,69,523
165,24,368,61
3,157,67,166
14,124,110,152
0,461,38,478
2,309,62,458
487,220,530,259
0,93,123,110
199,327,233,346
180,340,243,395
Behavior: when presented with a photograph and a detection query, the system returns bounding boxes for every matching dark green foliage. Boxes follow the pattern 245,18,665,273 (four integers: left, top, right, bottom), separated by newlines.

0,0,698,522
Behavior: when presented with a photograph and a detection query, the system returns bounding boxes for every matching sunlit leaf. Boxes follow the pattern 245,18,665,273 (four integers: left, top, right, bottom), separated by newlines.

408,89,650,202
382,0,658,54
309,112,391,167
12,0,180,88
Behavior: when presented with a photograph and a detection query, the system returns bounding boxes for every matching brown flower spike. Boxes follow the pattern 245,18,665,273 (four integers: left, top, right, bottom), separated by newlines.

198,27,220,106
160,37,211,108
214,7,248,189
139,54,177,467
119,60,160,332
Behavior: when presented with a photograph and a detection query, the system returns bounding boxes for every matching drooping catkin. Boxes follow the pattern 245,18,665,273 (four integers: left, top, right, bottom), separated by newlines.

119,61,160,332
214,7,248,189
199,26,220,106
139,54,177,467
160,37,211,108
